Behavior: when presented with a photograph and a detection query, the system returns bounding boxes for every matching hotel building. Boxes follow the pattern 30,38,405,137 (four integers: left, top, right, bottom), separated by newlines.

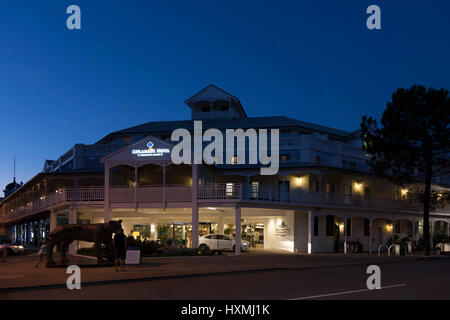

0,85,449,255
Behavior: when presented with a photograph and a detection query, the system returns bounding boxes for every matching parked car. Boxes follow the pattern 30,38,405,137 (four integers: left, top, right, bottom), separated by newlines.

0,243,25,255
198,234,250,253
435,241,450,255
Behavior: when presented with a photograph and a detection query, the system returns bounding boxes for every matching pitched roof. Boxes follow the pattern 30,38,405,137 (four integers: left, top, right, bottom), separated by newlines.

97,116,359,143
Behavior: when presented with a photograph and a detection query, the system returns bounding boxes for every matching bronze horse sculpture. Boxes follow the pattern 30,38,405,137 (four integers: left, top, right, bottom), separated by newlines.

46,220,123,266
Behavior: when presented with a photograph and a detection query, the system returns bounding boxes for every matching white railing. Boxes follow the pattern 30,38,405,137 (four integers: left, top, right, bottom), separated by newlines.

198,183,450,213
1,187,104,221
2,184,449,223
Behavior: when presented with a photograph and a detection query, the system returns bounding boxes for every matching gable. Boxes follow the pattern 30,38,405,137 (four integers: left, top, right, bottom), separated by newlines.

101,135,174,165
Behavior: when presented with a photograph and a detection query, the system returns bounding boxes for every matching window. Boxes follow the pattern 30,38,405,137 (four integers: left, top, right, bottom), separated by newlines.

226,183,234,196
326,215,334,236
220,105,229,111
314,216,319,236
231,156,237,164
346,218,352,237
202,106,210,112
251,182,259,198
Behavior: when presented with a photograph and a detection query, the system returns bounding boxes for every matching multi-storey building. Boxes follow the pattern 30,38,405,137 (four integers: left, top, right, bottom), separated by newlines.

0,85,449,254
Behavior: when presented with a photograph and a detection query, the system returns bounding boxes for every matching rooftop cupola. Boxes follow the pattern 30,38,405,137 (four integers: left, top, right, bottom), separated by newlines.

185,84,247,120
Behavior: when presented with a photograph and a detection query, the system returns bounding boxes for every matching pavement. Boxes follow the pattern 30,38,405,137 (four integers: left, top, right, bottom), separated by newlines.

0,249,444,295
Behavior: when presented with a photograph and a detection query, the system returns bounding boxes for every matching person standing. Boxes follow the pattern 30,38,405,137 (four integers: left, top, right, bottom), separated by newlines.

35,241,49,268
114,228,127,272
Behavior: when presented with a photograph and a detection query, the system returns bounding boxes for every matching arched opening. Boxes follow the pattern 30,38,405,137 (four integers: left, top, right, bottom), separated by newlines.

138,164,163,186
165,164,192,185
373,218,394,248
111,165,135,187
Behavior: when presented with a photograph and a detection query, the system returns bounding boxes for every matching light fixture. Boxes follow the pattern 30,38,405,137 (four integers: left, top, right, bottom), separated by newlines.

296,177,302,184
354,182,363,190
386,224,393,232
400,188,408,197
339,223,345,231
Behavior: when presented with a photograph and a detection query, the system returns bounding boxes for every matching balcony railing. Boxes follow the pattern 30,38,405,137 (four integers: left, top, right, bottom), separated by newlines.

2,184,449,222
1,187,104,221
197,183,450,213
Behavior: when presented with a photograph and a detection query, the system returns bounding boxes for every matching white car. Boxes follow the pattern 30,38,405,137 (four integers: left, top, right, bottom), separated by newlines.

0,243,25,255
435,242,450,255
198,234,250,253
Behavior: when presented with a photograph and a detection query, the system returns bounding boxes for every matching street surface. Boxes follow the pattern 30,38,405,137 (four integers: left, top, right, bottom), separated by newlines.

1,253,448,300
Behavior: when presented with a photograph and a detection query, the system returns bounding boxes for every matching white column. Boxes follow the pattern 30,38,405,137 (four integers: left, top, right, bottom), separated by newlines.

104,163,111,222
163,165,166,211
150,217,157,241
49,209,57,232
344,218,348,254
191,164,199,248
307,211,313,254
235,206,241,256
134,165,138,211
218,215,224,234
68,208,77,255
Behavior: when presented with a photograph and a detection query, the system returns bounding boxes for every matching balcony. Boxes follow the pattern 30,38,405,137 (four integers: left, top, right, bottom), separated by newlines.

1,184,449,223
197,183,450,214
1,187,104,222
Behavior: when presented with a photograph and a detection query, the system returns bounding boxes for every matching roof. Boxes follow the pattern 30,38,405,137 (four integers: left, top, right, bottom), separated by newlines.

184,84,247,118
97,116,360,143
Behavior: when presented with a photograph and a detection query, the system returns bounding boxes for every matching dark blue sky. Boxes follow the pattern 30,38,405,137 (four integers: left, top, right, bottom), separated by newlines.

1,0,449,193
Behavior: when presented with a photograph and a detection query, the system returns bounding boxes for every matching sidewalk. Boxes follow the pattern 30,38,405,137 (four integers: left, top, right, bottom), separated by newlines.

0,250,440,292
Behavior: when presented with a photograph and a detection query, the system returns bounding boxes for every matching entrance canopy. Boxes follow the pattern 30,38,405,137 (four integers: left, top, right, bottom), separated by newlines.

101,135,175,168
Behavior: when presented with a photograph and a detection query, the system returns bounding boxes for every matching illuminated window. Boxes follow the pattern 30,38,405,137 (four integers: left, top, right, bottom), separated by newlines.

226,183,234,196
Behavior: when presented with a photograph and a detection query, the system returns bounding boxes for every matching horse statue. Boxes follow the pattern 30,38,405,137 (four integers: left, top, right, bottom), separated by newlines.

46,220,123,266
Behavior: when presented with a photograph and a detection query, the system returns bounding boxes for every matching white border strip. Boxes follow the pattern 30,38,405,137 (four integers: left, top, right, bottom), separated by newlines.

289,284,407,300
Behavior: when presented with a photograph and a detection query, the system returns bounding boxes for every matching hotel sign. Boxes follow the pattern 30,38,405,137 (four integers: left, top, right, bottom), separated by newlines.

275,220,291,237
132,141,170,158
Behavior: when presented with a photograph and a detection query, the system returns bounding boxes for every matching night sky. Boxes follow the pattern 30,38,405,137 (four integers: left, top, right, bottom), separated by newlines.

1,0,449,194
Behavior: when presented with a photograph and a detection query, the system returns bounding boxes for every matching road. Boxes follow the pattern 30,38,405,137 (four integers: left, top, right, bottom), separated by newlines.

1,257,449,300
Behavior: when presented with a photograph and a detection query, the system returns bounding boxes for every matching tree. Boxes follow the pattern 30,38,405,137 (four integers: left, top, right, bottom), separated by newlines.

361,85,450,255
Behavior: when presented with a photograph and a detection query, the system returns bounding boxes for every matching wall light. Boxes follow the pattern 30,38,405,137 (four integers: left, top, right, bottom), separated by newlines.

386,224,393,232
339,223,345,231
400,188,408,197
354,182,363,190
296,177,302,184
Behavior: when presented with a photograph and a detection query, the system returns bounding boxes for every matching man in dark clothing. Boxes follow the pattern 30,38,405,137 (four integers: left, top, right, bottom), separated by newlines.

114,228,127,272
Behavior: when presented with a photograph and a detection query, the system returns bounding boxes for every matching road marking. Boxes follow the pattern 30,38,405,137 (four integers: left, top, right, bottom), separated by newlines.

289,284,407,300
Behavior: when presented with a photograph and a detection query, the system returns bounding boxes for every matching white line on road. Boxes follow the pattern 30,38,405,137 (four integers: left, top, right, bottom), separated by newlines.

289,284,407,300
